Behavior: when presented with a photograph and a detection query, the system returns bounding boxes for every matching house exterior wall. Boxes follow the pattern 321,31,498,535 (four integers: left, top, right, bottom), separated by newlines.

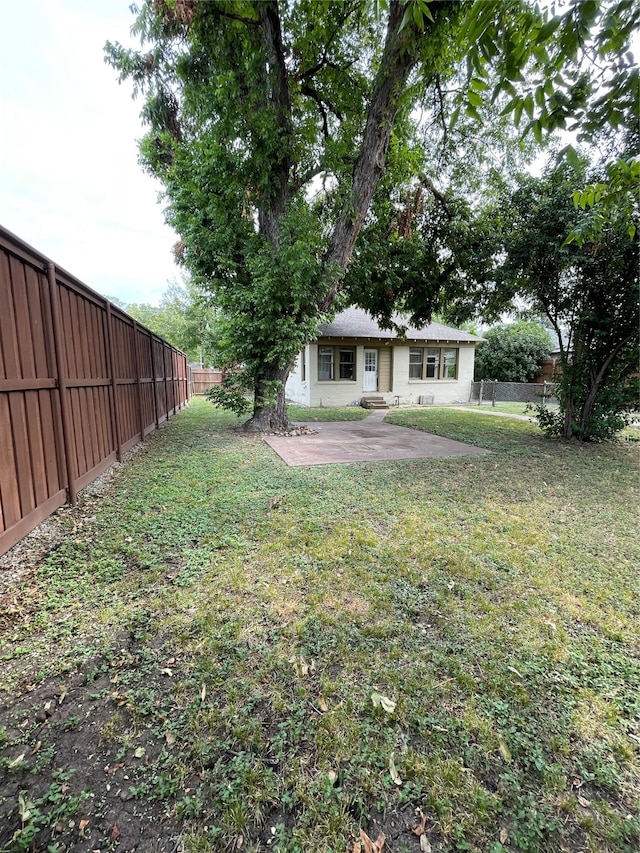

390,343,476,405
286,342,477,407
285,350,310,406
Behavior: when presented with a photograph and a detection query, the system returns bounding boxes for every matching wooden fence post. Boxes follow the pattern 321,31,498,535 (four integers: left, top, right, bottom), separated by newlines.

132,320,146,442
105,302,123,461
46,262,77,505
150,334,159,428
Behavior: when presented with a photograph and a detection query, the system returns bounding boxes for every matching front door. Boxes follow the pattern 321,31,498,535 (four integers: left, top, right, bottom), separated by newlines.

363,349,378,392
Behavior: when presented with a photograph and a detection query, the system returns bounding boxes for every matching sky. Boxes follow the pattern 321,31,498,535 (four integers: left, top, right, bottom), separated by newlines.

0,0,180,306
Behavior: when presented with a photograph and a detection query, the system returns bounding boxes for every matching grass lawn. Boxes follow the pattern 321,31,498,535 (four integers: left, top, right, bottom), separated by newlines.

1,398,638,853
457,403,550,417
287,405,370,422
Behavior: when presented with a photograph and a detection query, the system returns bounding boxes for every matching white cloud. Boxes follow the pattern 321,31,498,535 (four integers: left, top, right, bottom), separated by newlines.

0,0,180,305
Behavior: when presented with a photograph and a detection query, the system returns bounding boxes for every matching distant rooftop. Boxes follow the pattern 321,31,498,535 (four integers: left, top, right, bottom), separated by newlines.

317,306,483,343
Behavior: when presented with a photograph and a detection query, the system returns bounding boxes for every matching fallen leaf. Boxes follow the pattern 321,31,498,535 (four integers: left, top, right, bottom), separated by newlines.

30,741,41,756
506,665,523,679
318,694,329,712
166,657,176,665
235,833,243,849
291,656,310,677
577,795,591,808
58,685,68,705
201,684,207,701
161,668,173,676
419,835,432,853
327,770,338,785
371,692,396,714
134,747,146,758
572,777,583,789
110,822,121,842
500,827,509,844
497,734,512,762
359,828,386,852
79,819,89,831
8,753,25,769
165,731,176,746
412,809,428,836
389,753,402,786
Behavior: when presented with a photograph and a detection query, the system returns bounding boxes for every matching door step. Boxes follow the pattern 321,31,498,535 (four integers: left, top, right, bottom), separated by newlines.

360,395,389,410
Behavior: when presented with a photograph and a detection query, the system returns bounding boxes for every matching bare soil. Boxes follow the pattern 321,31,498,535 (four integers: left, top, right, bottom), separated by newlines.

0,454,183,853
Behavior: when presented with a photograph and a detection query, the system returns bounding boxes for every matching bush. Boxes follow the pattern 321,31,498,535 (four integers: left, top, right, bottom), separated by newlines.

475,321,553,382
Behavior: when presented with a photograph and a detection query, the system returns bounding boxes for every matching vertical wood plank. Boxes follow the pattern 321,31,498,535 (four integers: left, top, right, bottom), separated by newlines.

47,263,77,505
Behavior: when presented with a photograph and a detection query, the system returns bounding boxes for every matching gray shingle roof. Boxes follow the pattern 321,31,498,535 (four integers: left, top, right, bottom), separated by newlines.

317,306,483,343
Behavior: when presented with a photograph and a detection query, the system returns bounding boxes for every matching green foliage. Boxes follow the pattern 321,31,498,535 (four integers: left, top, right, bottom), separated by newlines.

204,370,252,418
125,277,218,365
568,154,640,245
457,0,638,143
494,158,639,441
474,321,553,382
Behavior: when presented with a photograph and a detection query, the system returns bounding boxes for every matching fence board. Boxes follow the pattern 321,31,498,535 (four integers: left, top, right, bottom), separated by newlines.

0,224,190,557
190,368,223,395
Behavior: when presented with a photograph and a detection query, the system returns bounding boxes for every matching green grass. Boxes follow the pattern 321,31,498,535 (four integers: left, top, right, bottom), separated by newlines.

462,402,538,416
287,404,370,422
2,398,639,853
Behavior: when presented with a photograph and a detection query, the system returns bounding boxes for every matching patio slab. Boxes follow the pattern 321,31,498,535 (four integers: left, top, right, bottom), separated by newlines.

263,410,491,466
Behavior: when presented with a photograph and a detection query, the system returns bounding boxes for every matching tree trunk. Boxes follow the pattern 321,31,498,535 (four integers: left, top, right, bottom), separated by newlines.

242,362,292,432
575,331,635,439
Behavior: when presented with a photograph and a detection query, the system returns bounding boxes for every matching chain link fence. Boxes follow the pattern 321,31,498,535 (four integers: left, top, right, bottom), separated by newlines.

469,380,558,405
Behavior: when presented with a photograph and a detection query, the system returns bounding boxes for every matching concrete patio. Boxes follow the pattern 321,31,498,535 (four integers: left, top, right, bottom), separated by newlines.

263,409,491,466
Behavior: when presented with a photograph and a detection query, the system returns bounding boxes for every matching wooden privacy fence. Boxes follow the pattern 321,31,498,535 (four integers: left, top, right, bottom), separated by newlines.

0,225,190,558
190,367,223,395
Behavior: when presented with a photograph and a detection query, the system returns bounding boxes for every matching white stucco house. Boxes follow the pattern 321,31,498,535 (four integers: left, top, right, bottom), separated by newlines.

286,306,484,408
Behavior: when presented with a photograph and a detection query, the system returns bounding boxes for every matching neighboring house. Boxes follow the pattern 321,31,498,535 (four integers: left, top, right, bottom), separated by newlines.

286,306,484,407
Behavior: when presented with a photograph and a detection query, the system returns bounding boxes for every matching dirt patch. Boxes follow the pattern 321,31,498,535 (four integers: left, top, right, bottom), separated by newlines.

0,636,184,852
0,446,189,852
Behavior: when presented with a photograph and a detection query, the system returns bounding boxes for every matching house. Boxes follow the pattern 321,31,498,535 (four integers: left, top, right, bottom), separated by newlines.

286,306,484,407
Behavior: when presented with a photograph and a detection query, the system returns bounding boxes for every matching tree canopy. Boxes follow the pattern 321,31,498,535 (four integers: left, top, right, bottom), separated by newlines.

489,157,638,440
125,278,218,366
105,0,638,430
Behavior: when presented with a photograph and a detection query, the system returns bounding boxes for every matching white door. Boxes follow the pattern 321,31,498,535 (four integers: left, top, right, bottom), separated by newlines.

363,349,378,392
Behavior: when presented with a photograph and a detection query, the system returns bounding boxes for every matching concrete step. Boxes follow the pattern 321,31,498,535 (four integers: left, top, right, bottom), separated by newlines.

360,395,389,409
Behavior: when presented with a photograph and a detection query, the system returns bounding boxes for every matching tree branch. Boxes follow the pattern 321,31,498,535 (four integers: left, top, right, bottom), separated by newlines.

258,1,294,243
322,0,427,297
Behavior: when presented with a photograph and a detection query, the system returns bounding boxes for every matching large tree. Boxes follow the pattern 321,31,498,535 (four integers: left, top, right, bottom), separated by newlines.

105,0,637,430
461,156,638,441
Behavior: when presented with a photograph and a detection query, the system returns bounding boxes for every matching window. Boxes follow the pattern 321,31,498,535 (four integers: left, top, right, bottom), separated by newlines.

426,348,440,378
318,346,356,381
409,349,423,379
339,348,355,380
300,350,306,382
318,346,334,380
442,348,457,379
408,347,458,380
